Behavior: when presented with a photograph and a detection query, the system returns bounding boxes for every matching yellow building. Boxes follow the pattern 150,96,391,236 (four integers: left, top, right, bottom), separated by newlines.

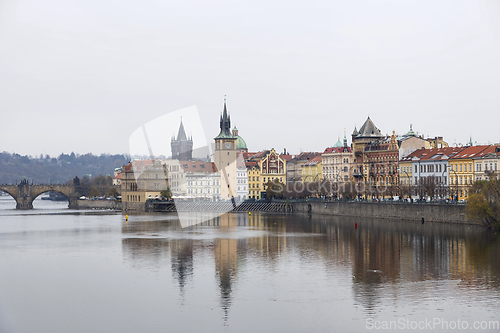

246,162,261,199
301,156,322,182
448,145,491,200
398,159,413,187
245,149,287,199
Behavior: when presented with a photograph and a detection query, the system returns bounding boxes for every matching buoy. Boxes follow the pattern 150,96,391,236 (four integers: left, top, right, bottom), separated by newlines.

248,212,251,215
355,223,357,229
126,214,128,222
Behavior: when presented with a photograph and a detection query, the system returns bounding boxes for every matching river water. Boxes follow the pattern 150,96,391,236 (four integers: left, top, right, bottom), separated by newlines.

0,197,499,332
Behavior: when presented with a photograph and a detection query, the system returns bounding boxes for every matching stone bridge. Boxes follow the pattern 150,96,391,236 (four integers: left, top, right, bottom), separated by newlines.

0,179,79,209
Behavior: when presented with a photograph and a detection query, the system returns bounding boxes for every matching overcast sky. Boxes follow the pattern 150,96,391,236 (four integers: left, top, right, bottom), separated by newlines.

0,0,499,157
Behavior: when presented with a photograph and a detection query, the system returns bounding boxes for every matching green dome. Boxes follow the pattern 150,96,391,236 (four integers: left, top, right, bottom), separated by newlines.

333,137,343,147
235,135,247,150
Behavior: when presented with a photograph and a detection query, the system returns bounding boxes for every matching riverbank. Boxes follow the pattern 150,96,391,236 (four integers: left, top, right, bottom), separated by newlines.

292,200,469,224
75,198,471,225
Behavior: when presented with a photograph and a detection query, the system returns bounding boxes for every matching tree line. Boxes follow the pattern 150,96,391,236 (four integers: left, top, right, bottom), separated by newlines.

0,152,129,185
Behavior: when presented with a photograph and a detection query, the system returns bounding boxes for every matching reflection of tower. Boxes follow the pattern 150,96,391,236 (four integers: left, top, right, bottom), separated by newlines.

214,98,238,200
351,227,401,315
171,118,193,160
214,213,238,323
170,239,194,298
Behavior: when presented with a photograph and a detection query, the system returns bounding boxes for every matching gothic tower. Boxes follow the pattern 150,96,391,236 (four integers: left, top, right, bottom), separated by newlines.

214,98,238,201
171,119,193,160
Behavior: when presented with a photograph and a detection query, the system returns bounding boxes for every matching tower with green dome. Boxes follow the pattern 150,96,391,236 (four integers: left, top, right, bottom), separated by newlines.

232,127,248,152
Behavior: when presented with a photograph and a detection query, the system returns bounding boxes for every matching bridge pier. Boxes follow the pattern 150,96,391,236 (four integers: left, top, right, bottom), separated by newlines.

16,195,34,210
68,198,79,209
16,180,33,210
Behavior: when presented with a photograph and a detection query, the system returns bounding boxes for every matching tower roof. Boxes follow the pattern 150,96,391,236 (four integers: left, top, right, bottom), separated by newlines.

406,124,415,136
356,116,383,138
215,99,235,139
235,135,247,150
176,119,188,141
333,137,343,148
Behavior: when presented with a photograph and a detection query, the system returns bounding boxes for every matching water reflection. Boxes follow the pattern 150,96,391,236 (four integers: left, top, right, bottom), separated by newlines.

121,212,500,323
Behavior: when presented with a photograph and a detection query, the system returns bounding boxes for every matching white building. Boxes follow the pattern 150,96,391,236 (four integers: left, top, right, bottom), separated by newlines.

181,161,220,200
236,154,248,201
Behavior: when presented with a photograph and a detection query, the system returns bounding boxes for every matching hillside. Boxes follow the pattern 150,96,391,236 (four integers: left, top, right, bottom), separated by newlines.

0,152,129,185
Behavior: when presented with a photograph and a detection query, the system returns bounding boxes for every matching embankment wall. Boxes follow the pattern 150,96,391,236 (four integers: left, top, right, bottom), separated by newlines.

293,201,469,224
75,200,122,210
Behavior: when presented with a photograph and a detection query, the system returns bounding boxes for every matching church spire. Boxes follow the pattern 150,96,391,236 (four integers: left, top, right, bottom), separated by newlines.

176,117,188,141
216,96,233,139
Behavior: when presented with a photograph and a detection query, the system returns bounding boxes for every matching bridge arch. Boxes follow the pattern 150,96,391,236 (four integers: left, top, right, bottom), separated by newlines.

31,190,70,207
0,188,16,200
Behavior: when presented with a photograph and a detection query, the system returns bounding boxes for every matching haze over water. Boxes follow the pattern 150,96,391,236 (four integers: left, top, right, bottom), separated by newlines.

0,197,499,332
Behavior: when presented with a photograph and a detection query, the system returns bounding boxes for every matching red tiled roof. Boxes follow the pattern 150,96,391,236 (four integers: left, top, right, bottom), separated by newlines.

243,152,257,159
401,147,463,161
302,155,322,166
451,145,491,160
290,152,321,162
245,161,259,169
323,147,352,153
113,173,122,179
179,161,217,173
126,159,154,172
280,154,293,162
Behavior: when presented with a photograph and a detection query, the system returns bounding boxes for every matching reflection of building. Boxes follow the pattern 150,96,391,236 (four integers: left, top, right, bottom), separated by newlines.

171,119,193,161
214,213,239,321
170,239,194,297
